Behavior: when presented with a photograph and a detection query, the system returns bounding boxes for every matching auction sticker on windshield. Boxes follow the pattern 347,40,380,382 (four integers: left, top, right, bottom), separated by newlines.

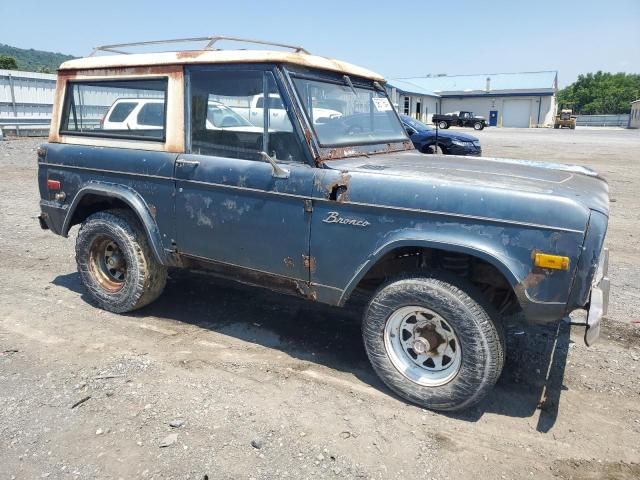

372,97,392,112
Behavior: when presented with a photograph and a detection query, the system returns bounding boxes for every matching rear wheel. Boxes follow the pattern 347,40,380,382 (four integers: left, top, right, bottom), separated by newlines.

362,274,504,411
438,121,449,129
76,209,167,313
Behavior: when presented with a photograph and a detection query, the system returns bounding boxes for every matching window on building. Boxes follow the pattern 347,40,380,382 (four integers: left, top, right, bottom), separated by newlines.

403,96,410,115
188,69,303,162
61,78,167,140
415,101,421,120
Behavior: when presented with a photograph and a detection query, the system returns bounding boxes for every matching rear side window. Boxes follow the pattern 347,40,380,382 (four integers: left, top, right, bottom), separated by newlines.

60,78,167,141
106,102,137,122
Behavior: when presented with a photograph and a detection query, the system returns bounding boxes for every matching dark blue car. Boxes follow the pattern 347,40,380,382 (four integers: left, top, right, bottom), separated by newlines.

400,114,482,156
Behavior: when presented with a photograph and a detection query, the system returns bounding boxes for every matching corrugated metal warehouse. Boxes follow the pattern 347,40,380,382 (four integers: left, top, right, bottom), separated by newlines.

388,71,558,128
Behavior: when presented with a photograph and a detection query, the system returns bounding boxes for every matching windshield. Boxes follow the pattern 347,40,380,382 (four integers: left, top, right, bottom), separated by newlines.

292,75,407,148
401,115,432,132
207,101,253,128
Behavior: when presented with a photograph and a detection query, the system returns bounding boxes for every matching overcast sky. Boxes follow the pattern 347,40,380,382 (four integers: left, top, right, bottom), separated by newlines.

1,0,638,87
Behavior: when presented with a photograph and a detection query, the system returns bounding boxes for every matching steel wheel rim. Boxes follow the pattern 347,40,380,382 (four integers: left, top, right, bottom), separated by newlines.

88,235,127,292
383,306,462,387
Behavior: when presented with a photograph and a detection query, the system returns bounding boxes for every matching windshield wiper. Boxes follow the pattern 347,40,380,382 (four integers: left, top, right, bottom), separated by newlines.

342,75,358,97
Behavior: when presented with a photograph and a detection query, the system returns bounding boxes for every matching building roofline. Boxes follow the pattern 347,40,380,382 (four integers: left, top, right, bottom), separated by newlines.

395,69,558,80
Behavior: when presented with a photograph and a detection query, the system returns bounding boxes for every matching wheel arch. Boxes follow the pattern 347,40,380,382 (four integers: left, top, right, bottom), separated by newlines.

339,238,522,309
62,182,168,265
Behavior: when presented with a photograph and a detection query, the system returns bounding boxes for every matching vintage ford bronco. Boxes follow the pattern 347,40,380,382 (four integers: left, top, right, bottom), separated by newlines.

37,36,609,411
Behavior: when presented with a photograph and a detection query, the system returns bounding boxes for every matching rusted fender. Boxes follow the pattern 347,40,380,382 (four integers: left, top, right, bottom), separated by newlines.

62,182,169,265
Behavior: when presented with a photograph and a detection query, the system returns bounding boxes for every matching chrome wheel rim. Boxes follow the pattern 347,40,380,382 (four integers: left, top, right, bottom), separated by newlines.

383,306,462,386
88,236,127,292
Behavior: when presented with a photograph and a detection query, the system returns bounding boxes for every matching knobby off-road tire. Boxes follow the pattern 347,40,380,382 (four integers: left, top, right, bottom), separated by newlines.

76,209,167,313
362,274,505,411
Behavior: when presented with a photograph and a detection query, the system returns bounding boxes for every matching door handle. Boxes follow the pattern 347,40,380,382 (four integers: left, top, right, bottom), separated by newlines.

176,159,200,168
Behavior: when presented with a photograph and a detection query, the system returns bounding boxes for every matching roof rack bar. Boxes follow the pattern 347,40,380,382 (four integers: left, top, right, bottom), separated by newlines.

89,35,309,56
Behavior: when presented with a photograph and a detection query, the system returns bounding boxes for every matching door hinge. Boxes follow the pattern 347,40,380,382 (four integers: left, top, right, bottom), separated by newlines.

304,199,313,213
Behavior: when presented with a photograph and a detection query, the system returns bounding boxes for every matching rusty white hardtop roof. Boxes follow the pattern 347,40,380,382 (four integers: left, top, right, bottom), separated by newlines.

58,50,385,81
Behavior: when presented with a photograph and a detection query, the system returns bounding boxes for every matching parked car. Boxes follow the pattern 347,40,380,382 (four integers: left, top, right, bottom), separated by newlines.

38,36,609,412
432,111,487,130
102,98,261,132
401,115,482,156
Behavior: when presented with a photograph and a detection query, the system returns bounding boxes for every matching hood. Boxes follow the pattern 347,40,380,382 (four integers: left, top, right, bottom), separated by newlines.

415,129,478,142
325,151,609,231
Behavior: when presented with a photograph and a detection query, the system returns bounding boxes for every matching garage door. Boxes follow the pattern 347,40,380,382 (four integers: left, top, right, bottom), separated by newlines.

502,100,531,127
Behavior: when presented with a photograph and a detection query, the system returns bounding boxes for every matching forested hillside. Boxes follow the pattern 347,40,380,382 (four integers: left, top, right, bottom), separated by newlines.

0,44,76,72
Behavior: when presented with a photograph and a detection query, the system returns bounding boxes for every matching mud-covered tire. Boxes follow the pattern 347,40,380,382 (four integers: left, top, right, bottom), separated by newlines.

75,209,167,313
362,274,504,411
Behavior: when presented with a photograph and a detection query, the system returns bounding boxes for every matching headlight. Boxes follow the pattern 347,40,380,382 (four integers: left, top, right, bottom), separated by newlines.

451,139,473,147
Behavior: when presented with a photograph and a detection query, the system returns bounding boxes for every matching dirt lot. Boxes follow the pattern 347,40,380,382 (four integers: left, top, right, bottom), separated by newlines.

1,127,639,480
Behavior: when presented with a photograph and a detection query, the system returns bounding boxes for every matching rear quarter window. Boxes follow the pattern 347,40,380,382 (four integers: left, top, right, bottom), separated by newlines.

60,78,167,141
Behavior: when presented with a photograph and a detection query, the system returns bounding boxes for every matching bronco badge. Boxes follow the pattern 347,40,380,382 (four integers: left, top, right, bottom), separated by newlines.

322,211,371,228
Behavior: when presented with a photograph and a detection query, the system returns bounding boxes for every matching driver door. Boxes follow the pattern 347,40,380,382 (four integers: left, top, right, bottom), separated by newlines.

174,66,313,284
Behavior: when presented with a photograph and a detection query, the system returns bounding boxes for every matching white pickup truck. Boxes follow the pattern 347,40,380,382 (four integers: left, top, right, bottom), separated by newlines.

233,94,342,131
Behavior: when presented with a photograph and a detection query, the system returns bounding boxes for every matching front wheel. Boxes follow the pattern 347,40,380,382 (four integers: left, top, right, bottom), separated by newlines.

473,122,484,130
362,274,504,411
76,209,167,313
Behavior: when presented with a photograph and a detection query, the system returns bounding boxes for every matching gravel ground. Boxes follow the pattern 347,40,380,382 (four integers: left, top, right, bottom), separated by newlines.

1,127,639,480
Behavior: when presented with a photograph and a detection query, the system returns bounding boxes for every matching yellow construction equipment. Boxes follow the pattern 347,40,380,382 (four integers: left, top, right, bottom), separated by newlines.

554,109,577,129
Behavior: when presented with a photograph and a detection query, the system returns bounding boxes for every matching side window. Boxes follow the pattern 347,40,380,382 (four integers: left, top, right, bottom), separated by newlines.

188,69,304,162
61,78,167,141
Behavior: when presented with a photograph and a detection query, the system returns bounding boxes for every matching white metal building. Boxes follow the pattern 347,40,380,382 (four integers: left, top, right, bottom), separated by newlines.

385,79,440,123
388,71,558,128
630,100,640,129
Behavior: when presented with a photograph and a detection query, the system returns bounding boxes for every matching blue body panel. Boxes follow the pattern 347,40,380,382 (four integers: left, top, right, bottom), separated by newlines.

173,153,313,282
38,143,177,259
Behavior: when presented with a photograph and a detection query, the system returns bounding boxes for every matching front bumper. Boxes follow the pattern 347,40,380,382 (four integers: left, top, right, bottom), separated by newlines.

584,248,610,346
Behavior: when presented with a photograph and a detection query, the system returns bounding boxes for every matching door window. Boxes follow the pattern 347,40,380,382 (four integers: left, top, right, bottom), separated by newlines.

188,69,304,162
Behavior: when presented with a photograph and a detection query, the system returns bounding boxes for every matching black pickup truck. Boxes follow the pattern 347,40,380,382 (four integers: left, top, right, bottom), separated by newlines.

433,111,487,130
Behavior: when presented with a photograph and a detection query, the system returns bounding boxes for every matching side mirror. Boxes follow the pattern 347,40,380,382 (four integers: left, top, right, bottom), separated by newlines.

260,151,290,179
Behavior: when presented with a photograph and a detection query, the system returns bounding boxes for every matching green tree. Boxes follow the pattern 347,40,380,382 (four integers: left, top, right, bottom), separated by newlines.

0,55,18,70
557,72,640,114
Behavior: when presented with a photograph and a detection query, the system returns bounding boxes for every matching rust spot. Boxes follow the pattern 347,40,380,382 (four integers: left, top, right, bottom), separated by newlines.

326,172,351,202
303,255,317,273
283,257,294,269
521,271,546,289
176,51,206,59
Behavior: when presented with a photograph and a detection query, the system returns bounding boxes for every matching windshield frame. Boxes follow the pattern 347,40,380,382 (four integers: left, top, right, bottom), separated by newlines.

283,66,413,161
